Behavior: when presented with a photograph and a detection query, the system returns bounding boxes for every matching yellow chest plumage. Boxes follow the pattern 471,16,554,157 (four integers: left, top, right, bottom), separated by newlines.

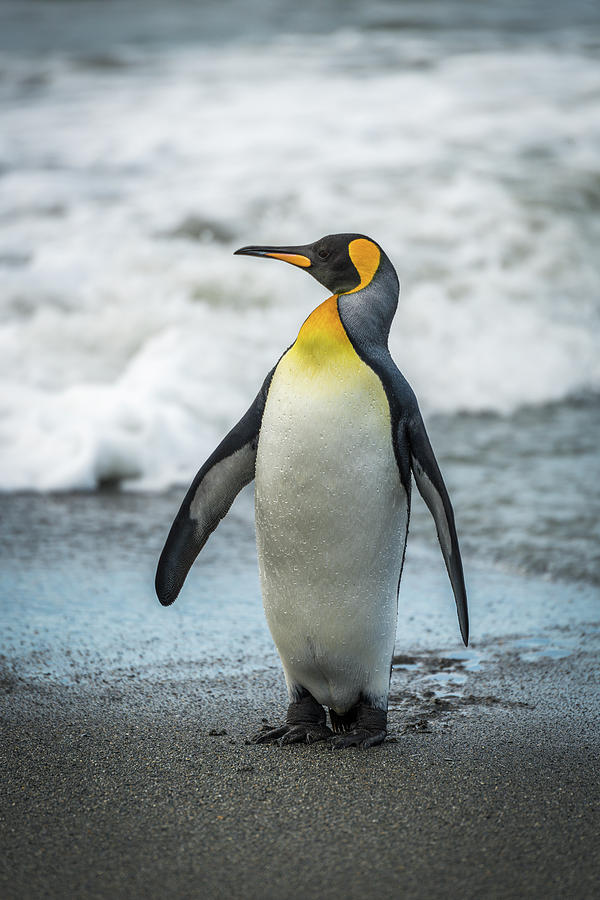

274,293,388,411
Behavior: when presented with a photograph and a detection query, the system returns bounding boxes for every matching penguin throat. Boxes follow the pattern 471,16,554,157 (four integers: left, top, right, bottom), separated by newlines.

280,293,377,393
293,294,351,362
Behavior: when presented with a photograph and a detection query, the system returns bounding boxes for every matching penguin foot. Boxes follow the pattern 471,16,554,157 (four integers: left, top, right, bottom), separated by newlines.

251,689,332,745
251,722,332,745
331,728,387,750
329,701,387,749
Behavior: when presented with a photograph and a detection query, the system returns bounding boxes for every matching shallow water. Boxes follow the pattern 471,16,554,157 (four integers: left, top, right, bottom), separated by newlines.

1,487,598,698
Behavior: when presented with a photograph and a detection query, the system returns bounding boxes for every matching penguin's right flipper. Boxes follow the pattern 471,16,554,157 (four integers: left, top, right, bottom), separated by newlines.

155,369,274,606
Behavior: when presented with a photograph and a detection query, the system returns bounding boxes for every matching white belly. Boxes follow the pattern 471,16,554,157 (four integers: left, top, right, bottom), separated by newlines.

255,348,408,713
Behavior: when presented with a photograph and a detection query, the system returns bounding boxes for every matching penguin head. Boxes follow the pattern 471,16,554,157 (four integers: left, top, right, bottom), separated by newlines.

234,233,385,296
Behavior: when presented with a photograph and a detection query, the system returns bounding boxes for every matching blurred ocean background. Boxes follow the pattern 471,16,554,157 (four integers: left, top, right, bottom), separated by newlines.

0,0,598,686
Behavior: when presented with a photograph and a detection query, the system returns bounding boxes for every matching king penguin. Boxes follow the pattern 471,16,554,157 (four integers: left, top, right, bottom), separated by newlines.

155,234,468,749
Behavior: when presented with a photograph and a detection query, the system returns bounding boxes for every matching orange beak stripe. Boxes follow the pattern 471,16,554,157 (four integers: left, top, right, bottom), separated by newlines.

264,252,311,268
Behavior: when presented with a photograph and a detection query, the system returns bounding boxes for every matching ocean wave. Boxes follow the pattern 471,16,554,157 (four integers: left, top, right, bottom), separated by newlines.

1,35,599,490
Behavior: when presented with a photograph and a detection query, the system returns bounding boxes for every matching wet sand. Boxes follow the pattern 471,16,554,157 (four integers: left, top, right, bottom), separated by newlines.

2,646,598,900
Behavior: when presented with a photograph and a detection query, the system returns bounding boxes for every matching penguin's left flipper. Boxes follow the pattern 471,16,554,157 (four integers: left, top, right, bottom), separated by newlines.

155,369,274,607
406,411,469,646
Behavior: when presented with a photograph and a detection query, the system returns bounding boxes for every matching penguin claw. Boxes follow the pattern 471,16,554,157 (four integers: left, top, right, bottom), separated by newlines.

331,728,387,750
250,724,289,744
279,724,333,746
250,723,333,745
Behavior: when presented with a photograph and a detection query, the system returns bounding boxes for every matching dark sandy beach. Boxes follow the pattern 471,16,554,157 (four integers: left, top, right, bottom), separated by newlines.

2,635,598,900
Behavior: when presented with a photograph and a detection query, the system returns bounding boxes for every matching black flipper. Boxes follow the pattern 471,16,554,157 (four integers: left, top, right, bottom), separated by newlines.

406,410,469,646
155,369,274,606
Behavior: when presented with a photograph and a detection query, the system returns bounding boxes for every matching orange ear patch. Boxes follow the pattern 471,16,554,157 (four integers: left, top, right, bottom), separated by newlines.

346,239,381,293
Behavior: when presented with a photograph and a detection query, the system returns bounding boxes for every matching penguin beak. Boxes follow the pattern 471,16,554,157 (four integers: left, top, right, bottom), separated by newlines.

234,245,312,268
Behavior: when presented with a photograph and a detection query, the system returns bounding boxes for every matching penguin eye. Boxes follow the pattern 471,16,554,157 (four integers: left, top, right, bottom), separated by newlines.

317,248,330,260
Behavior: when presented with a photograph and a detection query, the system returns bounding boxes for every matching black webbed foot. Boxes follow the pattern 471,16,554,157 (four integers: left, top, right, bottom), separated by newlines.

251,723,333,744
329,701,387,750
251,689,332,746
331,728,387,749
